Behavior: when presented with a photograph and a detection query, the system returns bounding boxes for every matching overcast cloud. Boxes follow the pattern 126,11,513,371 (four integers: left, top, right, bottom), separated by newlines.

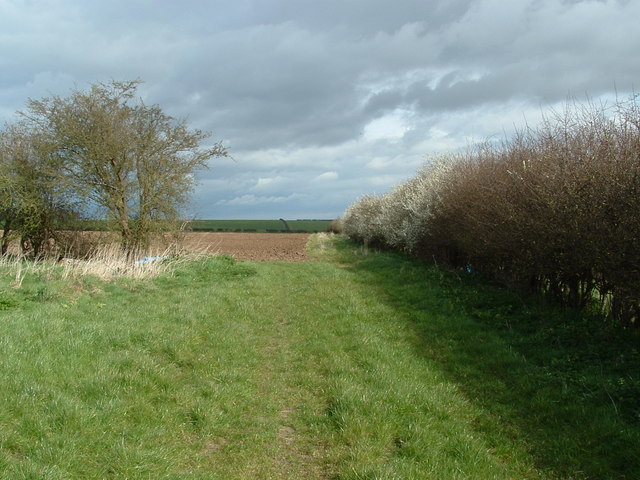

1,0,638,219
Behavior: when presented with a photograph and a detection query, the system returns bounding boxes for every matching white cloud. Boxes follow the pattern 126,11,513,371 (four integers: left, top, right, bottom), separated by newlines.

252,176,287,190
314,171,338,181
363,110,411,141
217,193,307,206
366,157,394,170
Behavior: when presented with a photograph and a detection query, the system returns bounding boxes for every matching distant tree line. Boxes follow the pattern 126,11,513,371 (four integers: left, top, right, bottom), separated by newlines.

0,80,228,257
342,97,640,326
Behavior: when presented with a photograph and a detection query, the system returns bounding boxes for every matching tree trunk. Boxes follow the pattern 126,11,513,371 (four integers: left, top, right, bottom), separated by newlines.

0,229,9,255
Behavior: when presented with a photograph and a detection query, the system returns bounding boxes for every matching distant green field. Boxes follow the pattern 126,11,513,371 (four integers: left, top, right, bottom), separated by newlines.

59,219,333,233
187,219,332,233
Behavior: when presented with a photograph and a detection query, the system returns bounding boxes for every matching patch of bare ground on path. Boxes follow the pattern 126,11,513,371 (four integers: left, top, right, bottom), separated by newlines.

270,403,331,480
254,333,332,479
181,232,311,261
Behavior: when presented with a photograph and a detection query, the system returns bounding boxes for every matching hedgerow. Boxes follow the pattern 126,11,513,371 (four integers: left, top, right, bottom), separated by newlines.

342,97,640,326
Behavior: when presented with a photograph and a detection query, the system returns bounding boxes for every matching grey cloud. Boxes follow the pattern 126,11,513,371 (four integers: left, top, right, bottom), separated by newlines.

241,0,474,36
2,0,640,219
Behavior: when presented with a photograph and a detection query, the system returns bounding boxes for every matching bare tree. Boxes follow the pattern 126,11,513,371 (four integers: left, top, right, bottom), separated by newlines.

23,80,228,252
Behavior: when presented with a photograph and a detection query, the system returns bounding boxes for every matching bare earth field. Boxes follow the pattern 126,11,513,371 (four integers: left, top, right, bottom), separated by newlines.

0,231,312,262
181,232,311,261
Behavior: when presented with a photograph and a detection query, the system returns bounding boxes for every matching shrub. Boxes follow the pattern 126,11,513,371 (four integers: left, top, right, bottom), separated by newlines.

327,219,343,234
342,97,640,325
342,194,384,246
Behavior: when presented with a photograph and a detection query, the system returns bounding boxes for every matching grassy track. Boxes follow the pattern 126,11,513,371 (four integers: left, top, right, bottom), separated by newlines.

0,235,638,478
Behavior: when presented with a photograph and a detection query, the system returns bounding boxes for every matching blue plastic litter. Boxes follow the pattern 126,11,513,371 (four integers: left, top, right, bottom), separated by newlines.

136,256,164,265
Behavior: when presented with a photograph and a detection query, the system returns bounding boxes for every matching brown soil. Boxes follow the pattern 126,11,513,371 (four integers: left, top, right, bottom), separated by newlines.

180,232,311,262
1,231,312,262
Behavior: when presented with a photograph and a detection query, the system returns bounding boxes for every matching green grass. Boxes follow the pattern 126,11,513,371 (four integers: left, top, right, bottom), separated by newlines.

0,235,638,478
187,219,332,233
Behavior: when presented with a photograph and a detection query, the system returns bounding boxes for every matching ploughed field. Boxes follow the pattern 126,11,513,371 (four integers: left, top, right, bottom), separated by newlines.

181,232,311,261
0,231,312,262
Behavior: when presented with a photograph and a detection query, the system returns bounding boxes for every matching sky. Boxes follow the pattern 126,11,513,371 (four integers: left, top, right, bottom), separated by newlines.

1,0,639,219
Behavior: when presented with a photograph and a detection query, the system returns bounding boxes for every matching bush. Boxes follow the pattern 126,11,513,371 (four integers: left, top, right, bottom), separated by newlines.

342,194,384,247
342,97,640,325
327,219,343,234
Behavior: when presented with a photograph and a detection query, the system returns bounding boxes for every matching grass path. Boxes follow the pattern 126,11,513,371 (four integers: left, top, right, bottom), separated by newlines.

0,235,638,478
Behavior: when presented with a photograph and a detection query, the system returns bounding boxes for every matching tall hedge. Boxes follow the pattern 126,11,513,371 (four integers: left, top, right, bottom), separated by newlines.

342,98,640,325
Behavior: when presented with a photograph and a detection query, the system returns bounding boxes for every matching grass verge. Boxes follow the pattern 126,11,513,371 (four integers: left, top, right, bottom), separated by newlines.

0,235,637,478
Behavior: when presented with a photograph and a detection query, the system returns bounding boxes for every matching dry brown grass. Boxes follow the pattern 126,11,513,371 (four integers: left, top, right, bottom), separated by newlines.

1,242,215,282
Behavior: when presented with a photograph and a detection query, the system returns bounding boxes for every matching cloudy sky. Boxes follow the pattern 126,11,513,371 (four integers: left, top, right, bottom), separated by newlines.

1,0,638,219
